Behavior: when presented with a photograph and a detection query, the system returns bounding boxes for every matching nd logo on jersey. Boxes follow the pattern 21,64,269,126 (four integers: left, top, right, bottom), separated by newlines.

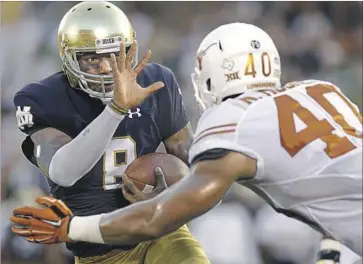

16,106,34,130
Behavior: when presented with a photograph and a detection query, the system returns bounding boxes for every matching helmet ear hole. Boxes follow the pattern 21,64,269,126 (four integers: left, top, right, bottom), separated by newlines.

206,78,211,91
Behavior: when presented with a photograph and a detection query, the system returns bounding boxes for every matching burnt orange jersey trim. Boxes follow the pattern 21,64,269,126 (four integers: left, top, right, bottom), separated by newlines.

194,127,237,144
195,123,237,139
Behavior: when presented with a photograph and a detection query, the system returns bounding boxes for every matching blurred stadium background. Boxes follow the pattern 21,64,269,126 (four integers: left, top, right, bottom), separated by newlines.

1,1,362,264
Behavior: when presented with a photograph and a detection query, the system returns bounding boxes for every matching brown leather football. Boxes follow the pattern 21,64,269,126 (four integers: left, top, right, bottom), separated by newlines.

124,153,189,193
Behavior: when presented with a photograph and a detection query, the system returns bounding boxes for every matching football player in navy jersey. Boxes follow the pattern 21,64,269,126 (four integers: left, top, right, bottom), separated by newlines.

12,1,209,264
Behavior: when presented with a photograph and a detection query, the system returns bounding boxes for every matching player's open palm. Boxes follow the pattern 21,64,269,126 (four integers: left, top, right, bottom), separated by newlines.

110,40,164,110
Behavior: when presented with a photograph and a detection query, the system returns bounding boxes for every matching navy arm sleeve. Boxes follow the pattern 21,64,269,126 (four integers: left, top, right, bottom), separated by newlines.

157,66,189,140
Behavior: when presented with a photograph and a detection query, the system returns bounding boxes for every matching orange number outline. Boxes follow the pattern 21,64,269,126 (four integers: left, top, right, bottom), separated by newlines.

275,84,361,158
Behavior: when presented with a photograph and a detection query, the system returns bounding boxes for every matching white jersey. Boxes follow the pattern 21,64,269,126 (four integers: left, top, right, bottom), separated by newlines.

189,80,362,256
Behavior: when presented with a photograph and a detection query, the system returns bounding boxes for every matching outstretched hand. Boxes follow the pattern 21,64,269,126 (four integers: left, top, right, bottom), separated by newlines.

111,40,165,110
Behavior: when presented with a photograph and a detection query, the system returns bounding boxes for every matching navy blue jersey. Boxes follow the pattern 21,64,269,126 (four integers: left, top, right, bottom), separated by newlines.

13,63,189,257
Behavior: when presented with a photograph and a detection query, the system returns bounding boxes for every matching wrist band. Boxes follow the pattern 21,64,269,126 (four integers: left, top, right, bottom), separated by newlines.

109,99,128,115
68,215,105,244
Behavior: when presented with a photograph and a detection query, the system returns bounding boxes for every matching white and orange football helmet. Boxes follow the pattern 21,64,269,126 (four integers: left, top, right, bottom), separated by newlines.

191,23,282,110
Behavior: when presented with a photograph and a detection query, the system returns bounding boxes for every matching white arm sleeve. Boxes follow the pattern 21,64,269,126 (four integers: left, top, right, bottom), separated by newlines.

48,105,124,187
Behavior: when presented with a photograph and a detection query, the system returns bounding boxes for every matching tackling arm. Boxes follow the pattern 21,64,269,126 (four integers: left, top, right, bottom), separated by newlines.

95,150,256,244
10,149,257,244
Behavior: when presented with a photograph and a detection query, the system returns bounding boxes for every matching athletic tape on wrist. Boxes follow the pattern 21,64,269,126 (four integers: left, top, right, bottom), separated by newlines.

68,214,105,244
109,99,128,115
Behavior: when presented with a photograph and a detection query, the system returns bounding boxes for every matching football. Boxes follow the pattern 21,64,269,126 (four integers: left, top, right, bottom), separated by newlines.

124,153,189,193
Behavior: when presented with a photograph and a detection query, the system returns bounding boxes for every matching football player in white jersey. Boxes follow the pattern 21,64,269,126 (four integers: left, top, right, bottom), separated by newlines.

11,23,362,260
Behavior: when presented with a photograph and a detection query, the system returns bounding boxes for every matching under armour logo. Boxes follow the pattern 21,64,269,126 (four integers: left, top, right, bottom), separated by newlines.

251,40,260,49
221,59,235,71
128,108,141,118
16,106,34,130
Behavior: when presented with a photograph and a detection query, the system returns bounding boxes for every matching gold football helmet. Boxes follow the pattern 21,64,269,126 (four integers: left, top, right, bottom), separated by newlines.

58,1,136,99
